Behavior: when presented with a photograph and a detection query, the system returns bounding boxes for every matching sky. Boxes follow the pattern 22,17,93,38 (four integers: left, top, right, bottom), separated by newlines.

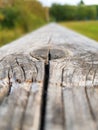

38,0,98,6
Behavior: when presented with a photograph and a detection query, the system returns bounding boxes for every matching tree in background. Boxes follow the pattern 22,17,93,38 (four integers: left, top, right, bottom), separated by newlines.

96,5,98,19
86,6,97,20
64,5,77,20
0,0,48,46
78,0,85,6
0,0,47,31
50,3,66,21
50,1,98,22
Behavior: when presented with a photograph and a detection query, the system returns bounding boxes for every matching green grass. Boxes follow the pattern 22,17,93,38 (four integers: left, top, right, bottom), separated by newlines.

0,28,24,46
0,22,45,47
60,21,98,41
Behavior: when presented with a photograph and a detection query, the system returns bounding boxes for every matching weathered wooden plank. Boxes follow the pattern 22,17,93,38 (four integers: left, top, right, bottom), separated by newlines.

0,23,98,130
0,54,42,100
86,87,98,127
63,87,97,130
60,48,98,130
44,61,64,130
44,57,98,130
0,84,30,130
0,78,10,103
22,82,43,130
0,55,44,130
0,23,98,59
45,84,63,130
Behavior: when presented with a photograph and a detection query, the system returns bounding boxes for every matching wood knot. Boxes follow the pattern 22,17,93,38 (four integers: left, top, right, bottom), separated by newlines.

30,46,66,61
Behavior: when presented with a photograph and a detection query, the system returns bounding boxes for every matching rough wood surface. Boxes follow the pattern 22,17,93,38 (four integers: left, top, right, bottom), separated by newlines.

44,61,64,130
0,23,98,130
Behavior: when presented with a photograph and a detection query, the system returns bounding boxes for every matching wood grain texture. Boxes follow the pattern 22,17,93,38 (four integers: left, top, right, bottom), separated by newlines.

63,87,97,130
44,61,64,130
0,23,98,130
0,53,45,130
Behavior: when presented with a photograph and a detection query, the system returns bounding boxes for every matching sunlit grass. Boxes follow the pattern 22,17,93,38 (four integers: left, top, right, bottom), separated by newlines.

60,20,98,41
0,21,45,47
0,28,24,46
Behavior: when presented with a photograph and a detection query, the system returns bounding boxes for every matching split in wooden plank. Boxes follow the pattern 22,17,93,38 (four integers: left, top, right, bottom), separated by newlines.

0,23,98,130
44,61,64,130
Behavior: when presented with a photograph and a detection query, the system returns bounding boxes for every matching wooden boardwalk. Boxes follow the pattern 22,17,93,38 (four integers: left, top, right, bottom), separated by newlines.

0,23,98,130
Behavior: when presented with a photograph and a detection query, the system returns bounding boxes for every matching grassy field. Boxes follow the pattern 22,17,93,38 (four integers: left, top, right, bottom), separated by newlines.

0,21,46,47
0,28,24,46
60,21,98,41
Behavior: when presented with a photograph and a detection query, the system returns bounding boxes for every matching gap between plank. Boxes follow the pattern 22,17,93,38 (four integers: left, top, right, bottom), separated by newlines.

40,50,51,130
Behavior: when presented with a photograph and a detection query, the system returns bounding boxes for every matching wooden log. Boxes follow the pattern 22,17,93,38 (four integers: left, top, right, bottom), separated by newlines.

0,23,98,130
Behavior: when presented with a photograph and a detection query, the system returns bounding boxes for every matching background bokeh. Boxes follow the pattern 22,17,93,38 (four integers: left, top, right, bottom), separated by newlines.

0,0,98,46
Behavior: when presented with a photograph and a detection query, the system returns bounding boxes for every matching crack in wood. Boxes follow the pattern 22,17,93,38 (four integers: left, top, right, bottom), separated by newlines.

30,46,66,62
85,87,96,121
0,54,38,102
40,50,50,130
60,51,98,88
1,23,98,130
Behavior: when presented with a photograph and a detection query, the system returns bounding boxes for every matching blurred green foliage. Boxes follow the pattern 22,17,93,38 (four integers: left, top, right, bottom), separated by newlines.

0,0,47,46
0,7,19,28
50,4,98,21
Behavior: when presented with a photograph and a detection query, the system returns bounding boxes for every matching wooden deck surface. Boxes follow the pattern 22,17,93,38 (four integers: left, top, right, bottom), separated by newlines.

0,23,98,130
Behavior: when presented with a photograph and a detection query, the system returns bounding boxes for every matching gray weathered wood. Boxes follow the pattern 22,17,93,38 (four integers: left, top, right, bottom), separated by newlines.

44,61,64,130
0,54,44,130
0,23,98,130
